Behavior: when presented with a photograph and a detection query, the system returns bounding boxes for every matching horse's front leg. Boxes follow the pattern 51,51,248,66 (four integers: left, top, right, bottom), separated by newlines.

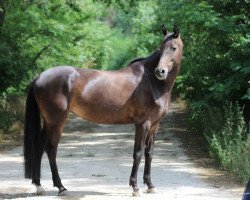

144,122,159,193
129,121,150,196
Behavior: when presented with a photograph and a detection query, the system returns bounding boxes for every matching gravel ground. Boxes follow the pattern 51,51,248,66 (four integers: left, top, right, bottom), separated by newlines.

0,102,243,200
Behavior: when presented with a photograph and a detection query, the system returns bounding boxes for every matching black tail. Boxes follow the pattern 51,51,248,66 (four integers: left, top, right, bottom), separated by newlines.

24,79,46,180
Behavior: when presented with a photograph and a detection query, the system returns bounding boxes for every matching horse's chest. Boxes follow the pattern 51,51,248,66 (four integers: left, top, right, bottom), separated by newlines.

154,99,169,115
150,97,169,119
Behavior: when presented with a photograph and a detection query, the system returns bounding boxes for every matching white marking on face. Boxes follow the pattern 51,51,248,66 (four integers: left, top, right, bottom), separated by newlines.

155,38,180,80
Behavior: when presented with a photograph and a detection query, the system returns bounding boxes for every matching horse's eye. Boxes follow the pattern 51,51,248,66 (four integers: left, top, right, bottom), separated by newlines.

172,47,177,51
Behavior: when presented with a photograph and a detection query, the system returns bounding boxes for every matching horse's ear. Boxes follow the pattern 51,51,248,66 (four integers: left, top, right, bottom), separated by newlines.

162,25,167,36
173,24,179,38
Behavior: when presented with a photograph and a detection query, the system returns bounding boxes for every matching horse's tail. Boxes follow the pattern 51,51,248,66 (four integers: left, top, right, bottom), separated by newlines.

24,79,45,180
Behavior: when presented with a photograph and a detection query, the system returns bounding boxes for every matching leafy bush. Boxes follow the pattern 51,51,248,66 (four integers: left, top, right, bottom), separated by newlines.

188,102,250,181
0,93,24,135
106,30,135,70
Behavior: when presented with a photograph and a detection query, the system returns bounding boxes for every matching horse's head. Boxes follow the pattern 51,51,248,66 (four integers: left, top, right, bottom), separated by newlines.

155,25,183,80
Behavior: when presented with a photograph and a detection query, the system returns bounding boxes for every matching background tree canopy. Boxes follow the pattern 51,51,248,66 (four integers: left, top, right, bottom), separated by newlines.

0,0,249,182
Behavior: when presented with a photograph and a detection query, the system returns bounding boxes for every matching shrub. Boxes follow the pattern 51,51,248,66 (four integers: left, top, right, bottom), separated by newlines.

188,102,250,182
0,93,24,136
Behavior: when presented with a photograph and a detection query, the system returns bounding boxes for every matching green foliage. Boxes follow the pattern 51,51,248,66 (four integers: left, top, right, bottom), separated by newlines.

0,0,135,94
130,0,160,56
0,93,23,135
188,102,250,181
106,30,135,69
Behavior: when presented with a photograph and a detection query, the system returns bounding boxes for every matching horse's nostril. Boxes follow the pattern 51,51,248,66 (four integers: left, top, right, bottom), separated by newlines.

161,69,165,74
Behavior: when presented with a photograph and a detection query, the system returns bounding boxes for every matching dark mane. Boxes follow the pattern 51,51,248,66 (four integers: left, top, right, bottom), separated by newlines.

128,57,145,65
128,50,159,66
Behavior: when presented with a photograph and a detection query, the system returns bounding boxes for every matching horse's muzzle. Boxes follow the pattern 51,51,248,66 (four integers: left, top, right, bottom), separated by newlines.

155,68,168,80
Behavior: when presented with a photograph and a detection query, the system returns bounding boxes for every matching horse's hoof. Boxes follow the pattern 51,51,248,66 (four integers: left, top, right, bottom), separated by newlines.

58,188,70,196
132,190,142,197
36,186,46,196
147,187,156,193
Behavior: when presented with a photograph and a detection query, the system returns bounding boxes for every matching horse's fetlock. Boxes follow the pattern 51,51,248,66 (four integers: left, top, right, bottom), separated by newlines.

129,177,137,187
143,176,151,184
143,176,154,188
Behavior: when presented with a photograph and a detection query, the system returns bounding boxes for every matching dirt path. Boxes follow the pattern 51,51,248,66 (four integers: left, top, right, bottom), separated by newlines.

0,102,243,200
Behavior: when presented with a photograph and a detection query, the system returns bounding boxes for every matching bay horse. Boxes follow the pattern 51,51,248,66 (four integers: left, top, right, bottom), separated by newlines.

24,25,183,196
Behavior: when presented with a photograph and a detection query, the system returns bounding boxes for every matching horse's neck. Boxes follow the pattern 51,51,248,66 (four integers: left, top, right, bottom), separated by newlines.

165,65,180,91
144,50,161,69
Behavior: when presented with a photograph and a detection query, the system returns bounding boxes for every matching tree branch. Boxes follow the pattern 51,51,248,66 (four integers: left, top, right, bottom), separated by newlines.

23,28,43,42
31,44,51,65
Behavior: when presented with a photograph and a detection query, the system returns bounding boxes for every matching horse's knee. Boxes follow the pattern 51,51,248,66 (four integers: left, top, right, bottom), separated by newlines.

133,151,143,162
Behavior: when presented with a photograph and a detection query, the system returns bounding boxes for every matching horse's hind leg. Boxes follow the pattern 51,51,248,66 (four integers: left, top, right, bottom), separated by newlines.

44,115,68,196
32,127,47,195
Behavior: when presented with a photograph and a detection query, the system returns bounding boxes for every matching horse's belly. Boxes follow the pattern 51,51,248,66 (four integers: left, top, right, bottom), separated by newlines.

70,74,138,124
70,104,133,124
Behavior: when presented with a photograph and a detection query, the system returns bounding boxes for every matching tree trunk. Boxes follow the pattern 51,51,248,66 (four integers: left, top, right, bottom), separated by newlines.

0,0,6,28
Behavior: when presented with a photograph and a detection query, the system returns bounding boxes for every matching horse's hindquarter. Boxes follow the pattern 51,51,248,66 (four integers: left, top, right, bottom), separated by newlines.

70,67,144,124
34,66,80,123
